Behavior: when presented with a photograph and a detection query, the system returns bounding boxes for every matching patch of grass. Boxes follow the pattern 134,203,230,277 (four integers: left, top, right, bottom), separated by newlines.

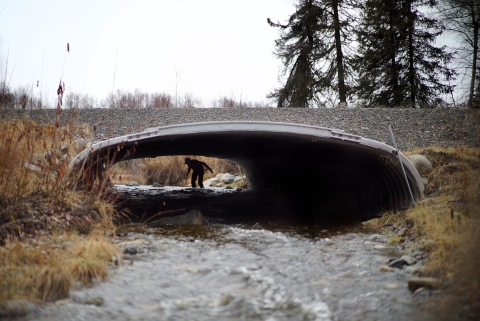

388,235,404,245
381,147,480,312
0,117,122,303
0,233,119,303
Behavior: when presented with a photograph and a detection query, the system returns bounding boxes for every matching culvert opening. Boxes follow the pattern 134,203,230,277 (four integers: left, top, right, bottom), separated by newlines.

110,157,373,226
72,122,423,225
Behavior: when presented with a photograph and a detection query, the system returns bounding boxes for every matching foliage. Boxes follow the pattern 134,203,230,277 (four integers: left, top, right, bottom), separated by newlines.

0,233,119,302
0,118,119,242
268,0,355,108
379,147,480,311
439,0,480,108
353,0,456,108
0,117,125,303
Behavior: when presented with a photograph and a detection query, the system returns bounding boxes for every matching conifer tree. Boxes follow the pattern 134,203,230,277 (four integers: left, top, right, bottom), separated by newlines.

439,0,480,108
268,0,354,107
354,0,456,108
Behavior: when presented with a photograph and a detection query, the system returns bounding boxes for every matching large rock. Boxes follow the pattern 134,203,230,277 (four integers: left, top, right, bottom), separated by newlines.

153,210,208,226
221,173,236,184
203,178,219,187
0,299,38,318
407,155,433,176
234,176,246,183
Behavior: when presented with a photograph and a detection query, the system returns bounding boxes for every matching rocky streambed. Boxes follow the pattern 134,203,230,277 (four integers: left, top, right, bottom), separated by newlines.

18,186,466,321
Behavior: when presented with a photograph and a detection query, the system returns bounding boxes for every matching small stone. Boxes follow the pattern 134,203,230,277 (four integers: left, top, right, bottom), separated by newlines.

385,283,400,289
413,287,426,295
233,176,245,183
0,299,38,318
61,241,74,249
400,255,417,265
126,182,140,186
367,234,381,241
397,228,408,237
225,185,233,189
55,299,70,305
380,266,394,272
152,182,163,187
82,297,104,306
221,173,236,184
362,218,379,227
389,258,407,268
124,244,140,255
374,245,387,250
405,266,421,275
423,240,436,251
408,277,441,292
152,210,208,226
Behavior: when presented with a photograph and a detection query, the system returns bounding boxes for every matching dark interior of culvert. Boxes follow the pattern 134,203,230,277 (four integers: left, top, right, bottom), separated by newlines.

94,127,420,224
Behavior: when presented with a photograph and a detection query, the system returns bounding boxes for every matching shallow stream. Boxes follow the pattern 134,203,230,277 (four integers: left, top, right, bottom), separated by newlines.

26,186,443,321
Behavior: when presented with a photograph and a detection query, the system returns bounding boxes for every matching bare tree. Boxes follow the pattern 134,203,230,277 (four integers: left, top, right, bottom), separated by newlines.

440,0,480,107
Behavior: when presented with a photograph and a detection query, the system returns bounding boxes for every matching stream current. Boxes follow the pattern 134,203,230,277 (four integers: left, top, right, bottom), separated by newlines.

27,186,442,321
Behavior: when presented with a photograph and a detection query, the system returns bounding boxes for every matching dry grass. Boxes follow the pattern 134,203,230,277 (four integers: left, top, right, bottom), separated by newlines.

378,147,480,309
0,233,119,303
136,156,241,186
0,117,121,303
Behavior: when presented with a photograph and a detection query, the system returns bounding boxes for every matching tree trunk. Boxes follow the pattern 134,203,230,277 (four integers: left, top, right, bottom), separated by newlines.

333,0,347,104
407,0,416,108
390,8,401,106
469,5,479,108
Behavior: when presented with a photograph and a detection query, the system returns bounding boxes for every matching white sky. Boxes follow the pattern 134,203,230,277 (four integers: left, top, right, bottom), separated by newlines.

0,0,296,106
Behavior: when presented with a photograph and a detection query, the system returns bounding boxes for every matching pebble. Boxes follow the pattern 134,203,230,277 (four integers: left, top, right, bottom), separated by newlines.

124,244,144,255
405,266,421,275
367,234,382,241
388,258,407,268
3,108,479,151
397,228,408,237
380,266,395,272
61,241,74,249
400,255,417,265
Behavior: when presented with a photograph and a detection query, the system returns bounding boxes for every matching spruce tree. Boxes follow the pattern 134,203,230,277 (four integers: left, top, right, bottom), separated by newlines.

354,0,456,108
439,0,480,108
268,0,354,107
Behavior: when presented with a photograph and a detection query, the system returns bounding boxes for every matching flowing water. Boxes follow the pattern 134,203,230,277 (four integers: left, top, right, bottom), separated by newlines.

27,186,444,321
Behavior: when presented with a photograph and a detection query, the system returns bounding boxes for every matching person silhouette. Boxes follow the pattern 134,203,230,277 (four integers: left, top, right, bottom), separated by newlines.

185,157,213,188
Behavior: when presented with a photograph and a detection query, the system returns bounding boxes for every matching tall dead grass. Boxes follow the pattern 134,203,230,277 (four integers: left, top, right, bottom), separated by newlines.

136,156,241,185
0,117,121,303
0,233,119,303
381,147,480,310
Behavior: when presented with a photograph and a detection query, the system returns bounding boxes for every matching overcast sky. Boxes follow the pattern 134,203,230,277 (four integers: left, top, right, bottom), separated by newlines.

0,0,296,106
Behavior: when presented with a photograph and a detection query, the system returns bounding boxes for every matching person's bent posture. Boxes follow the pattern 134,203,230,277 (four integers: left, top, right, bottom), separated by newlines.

185,158,213,188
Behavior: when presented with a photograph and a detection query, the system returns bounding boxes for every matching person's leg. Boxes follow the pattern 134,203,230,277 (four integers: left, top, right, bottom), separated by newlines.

191,172,198,188
198,172,204,188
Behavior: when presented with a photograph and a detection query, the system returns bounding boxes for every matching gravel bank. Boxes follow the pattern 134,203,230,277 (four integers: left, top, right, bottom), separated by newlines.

1,108,479,150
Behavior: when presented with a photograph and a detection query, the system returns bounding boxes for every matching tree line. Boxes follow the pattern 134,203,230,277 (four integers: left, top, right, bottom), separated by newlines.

268,0,479,108
1,0,477,109
0,86,271,109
